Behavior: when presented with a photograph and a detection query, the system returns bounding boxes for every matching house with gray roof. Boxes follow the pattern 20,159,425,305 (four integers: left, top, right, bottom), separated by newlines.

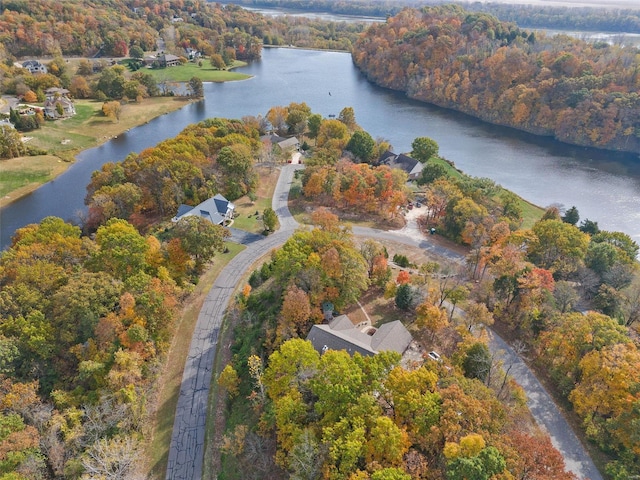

307,315,413,357
379,150,423,180
172,193,235,226
21,60,47,75
261,134,300,152
43,88,75,119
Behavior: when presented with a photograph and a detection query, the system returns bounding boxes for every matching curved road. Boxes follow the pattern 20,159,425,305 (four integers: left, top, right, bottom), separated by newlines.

167,164,601,480
166,165,302,479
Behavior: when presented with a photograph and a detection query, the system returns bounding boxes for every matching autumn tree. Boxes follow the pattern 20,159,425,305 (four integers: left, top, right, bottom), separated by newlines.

189,76,204,97
277,285,312,342
171,216,229,271
102,100,121,122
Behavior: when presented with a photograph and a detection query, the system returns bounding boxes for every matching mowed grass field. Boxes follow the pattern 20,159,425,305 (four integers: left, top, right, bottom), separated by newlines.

0,155,68,207
141,60,250,83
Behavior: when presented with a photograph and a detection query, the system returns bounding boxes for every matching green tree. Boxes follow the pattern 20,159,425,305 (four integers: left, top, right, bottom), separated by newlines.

446,446,506,480
129,45,144,59
216,144,257,199
345,130,376,163
562,206,580,225
307,113,322,139
417,162,448,185
263,207,277,232
462,343,492,383
371,468,412,480
528,219,589,277
90,218,149,281
395,284,415,311
411,136,439,163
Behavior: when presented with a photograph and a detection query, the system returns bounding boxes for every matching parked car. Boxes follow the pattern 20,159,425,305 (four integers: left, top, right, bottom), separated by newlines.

427,351,441,362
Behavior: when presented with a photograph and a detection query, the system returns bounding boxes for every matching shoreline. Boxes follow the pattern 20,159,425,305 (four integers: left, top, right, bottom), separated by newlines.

0,96,197,209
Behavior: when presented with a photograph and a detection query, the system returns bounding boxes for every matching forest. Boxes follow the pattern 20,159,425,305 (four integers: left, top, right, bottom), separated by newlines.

0,116,267,479
352,5,640,153
231,0,640,33
0,0,363,60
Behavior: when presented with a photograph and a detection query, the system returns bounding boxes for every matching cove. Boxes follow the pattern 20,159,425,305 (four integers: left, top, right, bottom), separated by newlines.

1,48,639,249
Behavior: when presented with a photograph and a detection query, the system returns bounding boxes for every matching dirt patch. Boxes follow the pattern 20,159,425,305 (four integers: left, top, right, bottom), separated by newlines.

289,196,406,231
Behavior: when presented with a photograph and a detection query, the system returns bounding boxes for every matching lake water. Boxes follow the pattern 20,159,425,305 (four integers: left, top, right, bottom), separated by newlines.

1,48,639,249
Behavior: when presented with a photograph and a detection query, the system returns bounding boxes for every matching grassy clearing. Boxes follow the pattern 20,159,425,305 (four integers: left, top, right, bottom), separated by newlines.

27,97,193,162
142,61,250,83
0,155,68,207
228,166,280,233
146,242,245,480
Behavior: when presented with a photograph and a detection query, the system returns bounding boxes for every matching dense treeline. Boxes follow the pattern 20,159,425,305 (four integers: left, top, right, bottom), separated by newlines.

0,0,263,59
232,0,640,34
352,6,640,153
412,153,640,475
0,215,228,478
0,0,364,61
84,117,261,231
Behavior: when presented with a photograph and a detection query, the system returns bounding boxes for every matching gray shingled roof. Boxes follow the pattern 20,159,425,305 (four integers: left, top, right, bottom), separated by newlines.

307,317,412,357
173,193,234,225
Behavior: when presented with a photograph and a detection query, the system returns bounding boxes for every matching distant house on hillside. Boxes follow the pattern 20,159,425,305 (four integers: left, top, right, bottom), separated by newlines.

158,53,181,67
21,60,47,75
172,193,235,226
379,150,423,180
307,315,413,357
185,48,201,61
43,88,75,119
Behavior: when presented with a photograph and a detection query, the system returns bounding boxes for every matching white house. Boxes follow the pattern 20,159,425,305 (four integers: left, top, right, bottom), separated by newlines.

172,193,235,226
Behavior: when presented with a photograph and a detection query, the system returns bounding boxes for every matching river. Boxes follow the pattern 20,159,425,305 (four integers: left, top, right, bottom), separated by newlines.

1,48,639,249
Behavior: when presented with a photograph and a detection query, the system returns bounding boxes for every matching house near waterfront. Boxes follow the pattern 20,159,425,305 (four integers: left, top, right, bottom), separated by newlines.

261,134,300,153
43,88,75,119
21,60,48,75
185,48,201,61
379,150,423,180
306,315,413,357
172,193,235,226
158,53,181,67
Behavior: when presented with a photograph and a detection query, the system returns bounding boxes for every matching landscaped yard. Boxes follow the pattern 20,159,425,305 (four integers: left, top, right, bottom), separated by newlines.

141,61,250,83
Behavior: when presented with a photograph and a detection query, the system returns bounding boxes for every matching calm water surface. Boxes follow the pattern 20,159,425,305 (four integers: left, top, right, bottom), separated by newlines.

1,48,639,248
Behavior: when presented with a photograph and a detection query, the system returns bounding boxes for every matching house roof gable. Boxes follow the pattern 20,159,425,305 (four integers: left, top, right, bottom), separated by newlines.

307,317,412,357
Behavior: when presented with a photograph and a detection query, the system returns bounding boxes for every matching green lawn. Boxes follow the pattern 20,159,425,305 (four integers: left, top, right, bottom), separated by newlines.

142,61,251,83
0,170,51,196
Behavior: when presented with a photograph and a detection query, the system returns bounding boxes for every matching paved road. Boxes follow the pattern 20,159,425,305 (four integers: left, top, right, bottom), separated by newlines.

165,165,301,480
356,227,602,480
167,164,601,480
